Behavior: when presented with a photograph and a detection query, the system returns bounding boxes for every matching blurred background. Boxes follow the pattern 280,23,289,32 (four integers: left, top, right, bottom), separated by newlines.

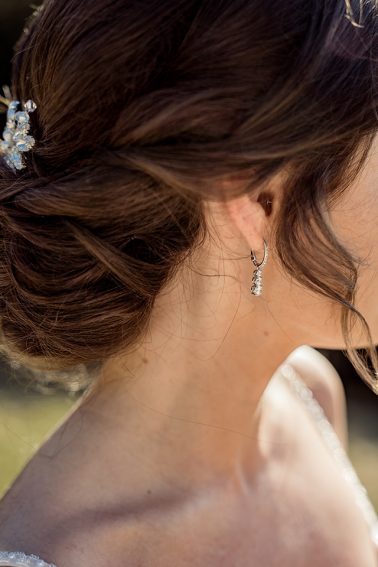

0,0,377,508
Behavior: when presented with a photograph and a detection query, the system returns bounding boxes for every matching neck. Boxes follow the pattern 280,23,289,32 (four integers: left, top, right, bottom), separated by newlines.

82,241,298,497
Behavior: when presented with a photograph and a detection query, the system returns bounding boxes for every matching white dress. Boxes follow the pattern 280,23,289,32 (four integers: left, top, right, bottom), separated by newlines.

281,363,378,549
0,364,377,566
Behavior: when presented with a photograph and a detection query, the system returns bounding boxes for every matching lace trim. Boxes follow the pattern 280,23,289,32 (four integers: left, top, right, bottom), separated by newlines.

280,362,378,548
0,551,56,566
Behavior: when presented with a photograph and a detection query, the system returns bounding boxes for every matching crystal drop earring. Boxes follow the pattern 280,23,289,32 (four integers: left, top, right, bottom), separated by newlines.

250,239,268,296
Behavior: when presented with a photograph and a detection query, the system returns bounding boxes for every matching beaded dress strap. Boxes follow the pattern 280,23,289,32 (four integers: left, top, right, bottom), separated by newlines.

0,551,57,566
280,362,378,549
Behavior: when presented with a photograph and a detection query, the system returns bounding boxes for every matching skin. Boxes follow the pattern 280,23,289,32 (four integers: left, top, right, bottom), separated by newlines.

0,136,378,565
83,137,378,496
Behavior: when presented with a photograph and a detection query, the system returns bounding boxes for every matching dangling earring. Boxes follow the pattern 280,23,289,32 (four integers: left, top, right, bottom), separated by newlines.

250,239,268,296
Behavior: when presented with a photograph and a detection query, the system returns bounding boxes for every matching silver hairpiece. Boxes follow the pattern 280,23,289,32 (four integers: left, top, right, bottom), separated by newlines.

0,84,37,172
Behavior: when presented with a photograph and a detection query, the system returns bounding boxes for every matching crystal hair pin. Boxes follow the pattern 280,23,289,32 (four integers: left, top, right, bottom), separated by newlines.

0,84,37,172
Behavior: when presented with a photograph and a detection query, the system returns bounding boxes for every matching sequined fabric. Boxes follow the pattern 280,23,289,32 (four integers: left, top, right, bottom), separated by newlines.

0,550,56,566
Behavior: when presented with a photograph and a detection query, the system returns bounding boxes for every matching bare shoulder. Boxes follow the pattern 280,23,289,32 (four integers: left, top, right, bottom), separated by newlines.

284,345,348,448
0,401,97,563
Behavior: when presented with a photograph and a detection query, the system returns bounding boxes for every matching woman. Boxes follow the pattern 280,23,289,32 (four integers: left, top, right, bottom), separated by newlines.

0,0,377,565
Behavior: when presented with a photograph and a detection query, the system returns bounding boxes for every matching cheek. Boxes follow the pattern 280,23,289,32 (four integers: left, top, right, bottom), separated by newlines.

327,133,378,276
327,162,378,344
266,210,378,350
264,135,378,350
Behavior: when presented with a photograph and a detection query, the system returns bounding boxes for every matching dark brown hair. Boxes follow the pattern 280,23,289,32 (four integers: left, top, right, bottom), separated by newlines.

0,0,377,392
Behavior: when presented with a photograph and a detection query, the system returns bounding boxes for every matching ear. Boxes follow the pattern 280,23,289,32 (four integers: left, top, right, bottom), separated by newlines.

224,193,267,252
220,174,282,254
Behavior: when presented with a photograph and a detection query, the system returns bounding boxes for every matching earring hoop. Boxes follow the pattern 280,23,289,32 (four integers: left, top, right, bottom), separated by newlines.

250,239,268,296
